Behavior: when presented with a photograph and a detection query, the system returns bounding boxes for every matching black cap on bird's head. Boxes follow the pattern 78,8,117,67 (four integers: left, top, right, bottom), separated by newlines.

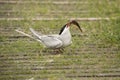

59,20,82,35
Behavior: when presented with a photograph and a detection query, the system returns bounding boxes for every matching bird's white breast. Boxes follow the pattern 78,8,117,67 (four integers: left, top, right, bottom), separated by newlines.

59,27,72,47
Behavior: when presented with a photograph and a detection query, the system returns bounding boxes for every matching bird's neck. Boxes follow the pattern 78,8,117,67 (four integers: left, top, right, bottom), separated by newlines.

61,27,70,35
59,26,72,46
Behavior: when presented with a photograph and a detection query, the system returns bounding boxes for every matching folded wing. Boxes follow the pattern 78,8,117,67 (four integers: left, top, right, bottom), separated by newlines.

40,36,63,48
30,28,63,48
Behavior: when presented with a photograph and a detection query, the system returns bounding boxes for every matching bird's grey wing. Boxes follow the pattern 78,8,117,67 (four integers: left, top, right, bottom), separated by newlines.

30,28,59,39
40,36,63,48
29,28,43,39
30,28,63,48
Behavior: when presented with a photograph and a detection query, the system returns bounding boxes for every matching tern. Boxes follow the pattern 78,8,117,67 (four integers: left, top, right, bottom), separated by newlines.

15,20,82,50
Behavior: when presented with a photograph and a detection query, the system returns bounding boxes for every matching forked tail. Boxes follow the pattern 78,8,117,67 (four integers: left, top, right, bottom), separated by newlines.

29,28,42,39
15,29,41,42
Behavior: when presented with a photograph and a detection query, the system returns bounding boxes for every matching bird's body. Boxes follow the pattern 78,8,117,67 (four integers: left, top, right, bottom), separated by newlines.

16,20,82,49
29,25,71,48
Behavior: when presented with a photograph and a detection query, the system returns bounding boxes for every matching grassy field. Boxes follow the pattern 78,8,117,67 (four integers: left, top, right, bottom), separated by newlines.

0,0,120,80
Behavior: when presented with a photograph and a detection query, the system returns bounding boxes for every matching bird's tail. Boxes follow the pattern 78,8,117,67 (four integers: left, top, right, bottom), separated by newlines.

29,28,42,39
15,29,42,42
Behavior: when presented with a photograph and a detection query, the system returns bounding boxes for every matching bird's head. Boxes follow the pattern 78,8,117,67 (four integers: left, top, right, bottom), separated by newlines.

59,20,82,35
67,20,82,32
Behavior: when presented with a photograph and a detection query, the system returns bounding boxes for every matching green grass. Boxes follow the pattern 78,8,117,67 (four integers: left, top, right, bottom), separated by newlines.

0,0,120,80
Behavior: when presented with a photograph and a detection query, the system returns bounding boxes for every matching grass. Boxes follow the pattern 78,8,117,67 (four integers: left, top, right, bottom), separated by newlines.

0,0,120,80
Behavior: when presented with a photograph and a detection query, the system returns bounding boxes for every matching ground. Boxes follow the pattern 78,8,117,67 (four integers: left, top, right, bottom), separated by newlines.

0,0,120,80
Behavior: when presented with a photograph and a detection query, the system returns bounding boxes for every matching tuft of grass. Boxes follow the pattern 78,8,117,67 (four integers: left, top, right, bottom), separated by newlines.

92,18,120,45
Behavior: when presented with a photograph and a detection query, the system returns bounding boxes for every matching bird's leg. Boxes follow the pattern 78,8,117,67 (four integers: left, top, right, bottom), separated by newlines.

61,48,64,52
59,48,64,53
53,48,63,54
58,48,64,53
